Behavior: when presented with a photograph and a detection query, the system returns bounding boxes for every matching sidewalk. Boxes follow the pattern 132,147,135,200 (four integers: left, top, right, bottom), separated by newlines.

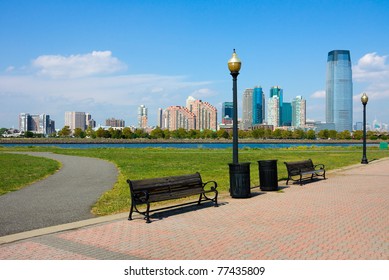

0,158,388,260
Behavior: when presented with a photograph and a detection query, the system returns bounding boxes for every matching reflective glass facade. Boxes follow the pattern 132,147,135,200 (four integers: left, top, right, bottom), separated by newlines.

252,86,264,125
326,50,353,132
222,102,233,119
281,102,292,126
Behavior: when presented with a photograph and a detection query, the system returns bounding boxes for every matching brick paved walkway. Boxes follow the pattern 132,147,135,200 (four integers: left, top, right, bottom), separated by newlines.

0,158,388,260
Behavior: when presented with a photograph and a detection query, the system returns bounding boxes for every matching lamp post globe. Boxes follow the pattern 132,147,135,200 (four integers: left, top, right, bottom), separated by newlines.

361,92,368,105
361,93,368,164
228,49,241,73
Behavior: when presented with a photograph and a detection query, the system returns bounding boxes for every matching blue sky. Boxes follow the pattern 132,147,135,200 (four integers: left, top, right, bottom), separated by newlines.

1,0,389,129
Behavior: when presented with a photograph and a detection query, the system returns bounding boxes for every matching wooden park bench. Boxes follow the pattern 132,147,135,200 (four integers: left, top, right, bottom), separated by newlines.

127,172,218,223
284,159,326,185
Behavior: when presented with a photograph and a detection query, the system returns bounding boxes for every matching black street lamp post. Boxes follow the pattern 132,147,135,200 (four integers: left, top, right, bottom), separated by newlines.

361,93,369,164
228,49,241,164
228,49,250,198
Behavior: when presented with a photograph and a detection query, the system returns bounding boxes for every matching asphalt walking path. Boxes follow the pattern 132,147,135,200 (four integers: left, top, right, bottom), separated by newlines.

0,152,118,237
0,156,388,260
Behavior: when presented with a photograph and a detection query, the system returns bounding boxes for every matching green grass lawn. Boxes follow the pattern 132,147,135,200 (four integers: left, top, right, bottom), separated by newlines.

1,146,388,215
0,153,61,195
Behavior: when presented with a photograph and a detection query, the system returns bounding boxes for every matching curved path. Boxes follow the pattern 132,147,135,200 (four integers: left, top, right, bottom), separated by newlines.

0,152,118,237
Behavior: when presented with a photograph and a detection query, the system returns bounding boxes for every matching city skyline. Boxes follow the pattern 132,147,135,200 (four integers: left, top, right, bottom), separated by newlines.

1,1,388,129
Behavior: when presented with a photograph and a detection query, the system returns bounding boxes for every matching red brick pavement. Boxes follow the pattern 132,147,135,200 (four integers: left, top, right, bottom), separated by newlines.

0,158,388,260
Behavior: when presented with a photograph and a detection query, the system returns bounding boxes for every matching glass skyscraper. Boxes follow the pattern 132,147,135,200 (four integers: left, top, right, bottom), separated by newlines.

222,102,233,119
281,102,292,126
252,86,265,125
222,102,233,124
326,50,353,132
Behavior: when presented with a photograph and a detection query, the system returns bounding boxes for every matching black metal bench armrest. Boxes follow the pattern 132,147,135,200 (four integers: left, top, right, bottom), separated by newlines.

203,180,218,191
132,190,149,203
314,164,325,170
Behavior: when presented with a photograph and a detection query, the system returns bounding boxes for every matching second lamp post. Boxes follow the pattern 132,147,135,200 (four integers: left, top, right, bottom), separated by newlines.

228,49,251,198
361,93,369,164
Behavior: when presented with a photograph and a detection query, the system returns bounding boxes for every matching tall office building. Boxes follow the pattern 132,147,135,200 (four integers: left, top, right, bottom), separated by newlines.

252,86,265,125
292,96,306,128
19,113,29,132
157,108,163,128
242,88,253,130
19,113,55,135
222,102,233,124
138,105,148,128
85,113,96,129
65,112,87,131
326,50,353,132
267,96,280,128
282,102,292,126
270,86,283,126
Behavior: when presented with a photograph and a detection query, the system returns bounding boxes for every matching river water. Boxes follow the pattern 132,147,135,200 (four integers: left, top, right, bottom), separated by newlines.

0,142,374,149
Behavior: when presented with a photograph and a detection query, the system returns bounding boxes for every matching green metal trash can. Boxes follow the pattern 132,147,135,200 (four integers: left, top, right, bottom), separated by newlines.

379,142,388,150
229,162,251,198
258,160,278,191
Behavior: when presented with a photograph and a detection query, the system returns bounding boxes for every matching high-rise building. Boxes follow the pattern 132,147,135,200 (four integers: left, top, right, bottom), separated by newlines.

162,106,196,131
326,50,353,132
282,102,292,126
105,118,125,127
270,86,283,126
292,96,306,128
157,108,163,128
267,96,280,128
242,88,253,130
186,96,217,131
138,105,148,128
222,102,233,124
19,113,29,132
19,113,55,135
65,112,87,131
252,86,265,125
85,113,95,129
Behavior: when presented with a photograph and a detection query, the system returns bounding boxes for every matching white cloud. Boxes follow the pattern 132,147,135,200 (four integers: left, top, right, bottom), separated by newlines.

31,51,127,78
310,90,325,99
190,88,218,99
352,52,389,102
0,63,215,127
5,66,15,72
353,52,389,82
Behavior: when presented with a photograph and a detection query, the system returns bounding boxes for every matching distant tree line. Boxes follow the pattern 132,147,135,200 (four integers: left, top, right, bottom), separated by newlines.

1,126,388,141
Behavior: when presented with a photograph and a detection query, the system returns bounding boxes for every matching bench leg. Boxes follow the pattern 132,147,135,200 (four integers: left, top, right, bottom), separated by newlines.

214,191,219,207
197,193,203,205
300,174,303,186
145,202,151,223
128,204,134,221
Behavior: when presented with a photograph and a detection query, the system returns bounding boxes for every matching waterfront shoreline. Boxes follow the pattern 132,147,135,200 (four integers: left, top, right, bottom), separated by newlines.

0,137,382,145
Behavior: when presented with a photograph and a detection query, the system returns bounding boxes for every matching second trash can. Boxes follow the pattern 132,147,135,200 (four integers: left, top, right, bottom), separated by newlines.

258,160,278,191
